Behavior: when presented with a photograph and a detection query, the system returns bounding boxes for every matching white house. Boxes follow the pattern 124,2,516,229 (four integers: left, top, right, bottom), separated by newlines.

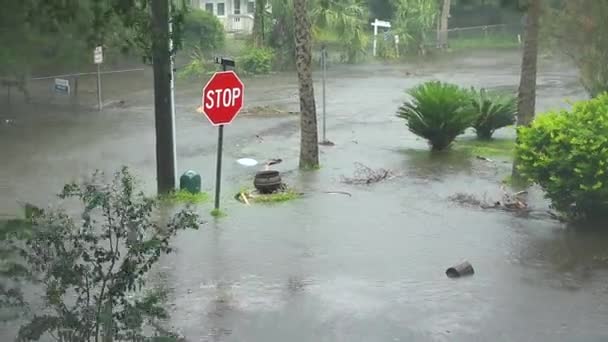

188,0,256,34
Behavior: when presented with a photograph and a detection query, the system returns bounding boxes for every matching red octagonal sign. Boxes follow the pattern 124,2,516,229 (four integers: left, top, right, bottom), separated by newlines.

201,71,244,126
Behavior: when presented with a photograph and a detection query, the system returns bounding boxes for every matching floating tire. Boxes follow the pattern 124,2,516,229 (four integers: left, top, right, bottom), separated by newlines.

254,170,282,194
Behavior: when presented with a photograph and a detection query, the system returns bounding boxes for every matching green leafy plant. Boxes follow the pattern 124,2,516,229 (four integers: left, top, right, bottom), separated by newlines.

183,9,225,52
0,167,201,341
470,88,517,140
516,94,608,221
160,189,210,204
238,47,274,75
178,46,210,80
392,0,437,55
397,81,476,150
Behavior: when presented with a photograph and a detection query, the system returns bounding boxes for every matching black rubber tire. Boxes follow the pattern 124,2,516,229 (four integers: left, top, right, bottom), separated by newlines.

254,170,282,193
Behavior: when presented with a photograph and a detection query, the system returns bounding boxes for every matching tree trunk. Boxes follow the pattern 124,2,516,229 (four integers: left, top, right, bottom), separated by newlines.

438,0,451,48
293,0,320,169
151,0,176,194
252,0,266,48
512,0,541,183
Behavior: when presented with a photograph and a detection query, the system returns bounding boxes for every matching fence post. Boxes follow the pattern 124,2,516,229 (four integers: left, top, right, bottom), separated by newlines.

71,76,79,106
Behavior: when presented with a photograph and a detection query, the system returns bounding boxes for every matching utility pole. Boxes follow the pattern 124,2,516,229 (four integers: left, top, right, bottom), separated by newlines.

151,0,177,194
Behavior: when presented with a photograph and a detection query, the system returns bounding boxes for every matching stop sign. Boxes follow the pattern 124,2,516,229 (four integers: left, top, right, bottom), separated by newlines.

202,71,244,126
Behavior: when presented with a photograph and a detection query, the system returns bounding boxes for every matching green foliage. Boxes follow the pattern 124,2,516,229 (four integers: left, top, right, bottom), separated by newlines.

469,88,517,139
0,1,186,77
456,137,516,158
239,47,274,75
210,209,227,218
376,37,399,60
183,8,225,52
266,0,369,67
516,94,608,221
160,189,210,204
267,0,296,69
178,47,210,79
391,0,437,54
397,81,476,150
0,167,201,341
253,189,301,203
312,0,370,63
238,188,301,204
545,0,608,97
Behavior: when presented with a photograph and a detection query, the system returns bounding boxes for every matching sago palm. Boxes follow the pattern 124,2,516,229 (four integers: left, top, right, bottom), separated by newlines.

397,81,476,150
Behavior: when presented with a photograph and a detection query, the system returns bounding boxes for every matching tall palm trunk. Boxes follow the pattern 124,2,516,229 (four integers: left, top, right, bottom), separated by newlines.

294,0,320,169
438,0,451,48
512,0,542,183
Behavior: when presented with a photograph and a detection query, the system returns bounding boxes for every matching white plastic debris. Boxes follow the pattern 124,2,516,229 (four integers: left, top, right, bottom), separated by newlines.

236,158,258,167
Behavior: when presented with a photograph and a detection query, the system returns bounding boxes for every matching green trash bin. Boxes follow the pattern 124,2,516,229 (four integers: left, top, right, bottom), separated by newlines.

179,170,201,194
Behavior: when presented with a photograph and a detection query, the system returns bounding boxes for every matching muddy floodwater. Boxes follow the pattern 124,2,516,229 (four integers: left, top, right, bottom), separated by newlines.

2,50,608,341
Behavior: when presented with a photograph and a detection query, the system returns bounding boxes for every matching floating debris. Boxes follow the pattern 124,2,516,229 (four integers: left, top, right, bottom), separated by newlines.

341,163,394,185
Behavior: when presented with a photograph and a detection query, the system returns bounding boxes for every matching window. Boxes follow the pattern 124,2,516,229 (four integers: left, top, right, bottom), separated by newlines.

247,1,254,14
217,2,225,16
205,2,214,13
233,0,241,14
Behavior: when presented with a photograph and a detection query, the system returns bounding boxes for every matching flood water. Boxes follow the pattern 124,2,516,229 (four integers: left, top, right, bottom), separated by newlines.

2,50,608,341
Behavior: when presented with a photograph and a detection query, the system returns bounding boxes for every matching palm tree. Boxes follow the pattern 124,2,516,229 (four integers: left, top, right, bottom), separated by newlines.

294,0,320,169
512,0,542,183
437,0,450,49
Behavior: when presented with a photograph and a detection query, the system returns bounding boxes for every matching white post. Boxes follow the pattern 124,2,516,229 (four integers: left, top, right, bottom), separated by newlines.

96,63,102,111
169,1,178,187
321,46,327,143
372,19,379,57
394,35,400,57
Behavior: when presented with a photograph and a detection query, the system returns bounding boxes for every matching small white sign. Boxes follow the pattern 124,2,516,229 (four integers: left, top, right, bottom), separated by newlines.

371,19,391,29
54,78,70,95
94,46,103,64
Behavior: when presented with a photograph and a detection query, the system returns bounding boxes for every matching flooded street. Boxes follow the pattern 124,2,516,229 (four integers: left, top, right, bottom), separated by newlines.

3,49,608,341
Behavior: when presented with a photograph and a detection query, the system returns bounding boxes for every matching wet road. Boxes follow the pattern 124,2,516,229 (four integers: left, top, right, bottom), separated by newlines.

3,50,608,341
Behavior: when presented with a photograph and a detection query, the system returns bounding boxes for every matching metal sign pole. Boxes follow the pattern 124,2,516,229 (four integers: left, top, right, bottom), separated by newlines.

322,46,327,143
214,124,224,210
96,63,103,111
214,62,228,211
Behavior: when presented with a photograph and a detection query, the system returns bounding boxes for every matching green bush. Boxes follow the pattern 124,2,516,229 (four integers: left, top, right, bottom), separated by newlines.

0,167,200,341
470,88,517,140
517,94,608,221
183,9,225,52
238,47,274,75
397,81,476,150
178,47,210,80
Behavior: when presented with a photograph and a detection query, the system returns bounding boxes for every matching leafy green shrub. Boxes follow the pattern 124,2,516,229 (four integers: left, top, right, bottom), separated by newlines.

376,37,399,60
239,47,274,75
183,9,225,51
470,88,517,140
178,47,210,80
517,94,608,221
397,81,476,150
0,167,200,341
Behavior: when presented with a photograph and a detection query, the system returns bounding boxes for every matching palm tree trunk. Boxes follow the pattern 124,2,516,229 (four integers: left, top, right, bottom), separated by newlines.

438,0,451,48
294,0,320,169
512,0,542,183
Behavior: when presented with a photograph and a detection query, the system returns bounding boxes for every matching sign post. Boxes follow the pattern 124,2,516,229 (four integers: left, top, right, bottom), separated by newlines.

94,46,103,111
202,58,242,211
371,19,391,57
321,45,328,144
